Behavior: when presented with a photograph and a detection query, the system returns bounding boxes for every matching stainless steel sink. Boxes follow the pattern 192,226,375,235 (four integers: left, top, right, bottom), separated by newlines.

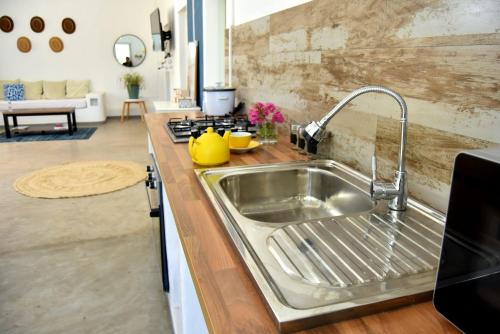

219,168,374,223
196,160,445,332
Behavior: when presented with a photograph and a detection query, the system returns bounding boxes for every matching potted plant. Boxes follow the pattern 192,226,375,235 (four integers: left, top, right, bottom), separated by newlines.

121,72,144,99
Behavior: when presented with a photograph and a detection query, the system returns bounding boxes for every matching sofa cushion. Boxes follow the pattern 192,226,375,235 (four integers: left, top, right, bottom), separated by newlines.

66,80,89,98
0,79,19,100
22,80,43,100
4,83,25,101
43,81,66,99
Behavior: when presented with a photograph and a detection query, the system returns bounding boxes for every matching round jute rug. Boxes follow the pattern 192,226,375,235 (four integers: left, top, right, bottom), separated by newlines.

14,161,147,199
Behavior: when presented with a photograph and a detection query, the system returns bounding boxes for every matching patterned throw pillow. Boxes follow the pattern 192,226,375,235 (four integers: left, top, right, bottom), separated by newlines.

0,79,19,100
4,83,25,101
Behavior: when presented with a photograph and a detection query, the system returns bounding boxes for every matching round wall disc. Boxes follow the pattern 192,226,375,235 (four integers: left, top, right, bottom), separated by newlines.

17,36,32,53
61,18,76,34
30,16,45,33
0,16,14,32
49,36,64,53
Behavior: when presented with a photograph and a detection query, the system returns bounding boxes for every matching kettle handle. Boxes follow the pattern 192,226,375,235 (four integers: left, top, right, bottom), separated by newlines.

188,136,195,157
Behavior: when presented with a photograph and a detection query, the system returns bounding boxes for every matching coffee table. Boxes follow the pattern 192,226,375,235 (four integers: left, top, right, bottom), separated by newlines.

2,107,77,138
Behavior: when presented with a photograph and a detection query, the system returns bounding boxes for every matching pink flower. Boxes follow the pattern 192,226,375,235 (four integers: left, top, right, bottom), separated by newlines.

248,107,264,125
248,109,258,124
265,102,276,114
271,111,285,124
248,101,284,125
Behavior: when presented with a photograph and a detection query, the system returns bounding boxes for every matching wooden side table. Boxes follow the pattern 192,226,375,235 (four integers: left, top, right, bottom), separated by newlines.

121,99,148,122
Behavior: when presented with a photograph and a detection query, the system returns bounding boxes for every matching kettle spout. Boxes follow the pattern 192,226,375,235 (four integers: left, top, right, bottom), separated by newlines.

223,130,230,145
188,136,195,157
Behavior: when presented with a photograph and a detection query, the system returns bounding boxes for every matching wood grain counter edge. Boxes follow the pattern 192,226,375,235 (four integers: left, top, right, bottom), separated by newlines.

145,112,218,334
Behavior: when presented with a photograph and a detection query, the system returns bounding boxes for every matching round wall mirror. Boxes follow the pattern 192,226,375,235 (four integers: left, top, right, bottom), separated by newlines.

113,34,146,67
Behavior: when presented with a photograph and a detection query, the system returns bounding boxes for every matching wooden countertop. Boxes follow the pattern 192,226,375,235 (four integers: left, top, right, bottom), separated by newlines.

145,112,458,334
153,101,201,112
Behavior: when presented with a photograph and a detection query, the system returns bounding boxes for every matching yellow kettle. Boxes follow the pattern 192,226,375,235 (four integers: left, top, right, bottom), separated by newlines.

188,127,230,166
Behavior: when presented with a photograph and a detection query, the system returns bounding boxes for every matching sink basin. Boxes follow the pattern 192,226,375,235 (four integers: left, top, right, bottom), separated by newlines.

219,168,374,223
196,160,445,332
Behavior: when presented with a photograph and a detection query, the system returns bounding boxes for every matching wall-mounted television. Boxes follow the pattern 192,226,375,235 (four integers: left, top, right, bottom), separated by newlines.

150,8,171,52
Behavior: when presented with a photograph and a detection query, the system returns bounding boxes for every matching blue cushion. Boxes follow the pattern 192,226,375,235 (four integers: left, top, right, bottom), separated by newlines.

4,83,24,101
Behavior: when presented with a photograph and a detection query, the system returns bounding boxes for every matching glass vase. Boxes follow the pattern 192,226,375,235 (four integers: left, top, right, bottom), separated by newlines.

257,121,278,144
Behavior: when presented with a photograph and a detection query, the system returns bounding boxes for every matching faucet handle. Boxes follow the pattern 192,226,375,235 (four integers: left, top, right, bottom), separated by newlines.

370,155,378,200
371,155,377,182
296,126,306,150
290,124,300,145
370,155,397,201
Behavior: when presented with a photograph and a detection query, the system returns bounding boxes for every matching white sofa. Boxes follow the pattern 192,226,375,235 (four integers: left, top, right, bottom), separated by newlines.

0,92,106,126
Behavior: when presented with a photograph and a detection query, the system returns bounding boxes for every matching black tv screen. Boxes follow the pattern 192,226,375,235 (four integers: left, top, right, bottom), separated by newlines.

150,8,164,51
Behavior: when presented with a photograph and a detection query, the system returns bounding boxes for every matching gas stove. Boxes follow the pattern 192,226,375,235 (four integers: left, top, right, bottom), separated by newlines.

164,115,257,143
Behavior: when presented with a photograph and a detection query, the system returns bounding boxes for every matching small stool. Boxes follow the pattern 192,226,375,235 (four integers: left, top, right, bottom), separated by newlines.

121,99,148,122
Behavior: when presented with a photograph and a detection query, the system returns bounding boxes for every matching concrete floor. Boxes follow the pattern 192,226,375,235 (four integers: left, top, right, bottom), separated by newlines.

0,119,172,333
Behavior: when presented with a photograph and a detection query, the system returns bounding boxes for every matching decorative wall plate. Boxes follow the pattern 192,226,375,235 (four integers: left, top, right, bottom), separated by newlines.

17,36,32,53
30,16,45,33
61,18,76,34
0,16,14,32
49,37,64,52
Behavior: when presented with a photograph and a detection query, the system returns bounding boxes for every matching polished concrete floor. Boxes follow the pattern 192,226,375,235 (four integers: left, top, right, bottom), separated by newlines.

0,119,172,333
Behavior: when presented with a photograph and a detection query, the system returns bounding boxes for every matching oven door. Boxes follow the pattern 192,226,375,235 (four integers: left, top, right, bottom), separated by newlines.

146,155,169,292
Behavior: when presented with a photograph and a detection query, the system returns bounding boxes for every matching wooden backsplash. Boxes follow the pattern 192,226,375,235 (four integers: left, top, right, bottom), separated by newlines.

230,0,500,212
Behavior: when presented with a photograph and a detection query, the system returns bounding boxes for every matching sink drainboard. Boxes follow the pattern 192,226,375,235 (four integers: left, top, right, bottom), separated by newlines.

196,160,446,332
268,212,442,288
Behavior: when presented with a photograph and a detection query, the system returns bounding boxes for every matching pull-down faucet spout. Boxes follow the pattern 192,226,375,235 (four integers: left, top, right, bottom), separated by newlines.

301,86,408,211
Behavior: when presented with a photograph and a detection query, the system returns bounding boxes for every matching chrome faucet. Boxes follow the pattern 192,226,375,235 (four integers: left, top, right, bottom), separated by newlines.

300,86,408,211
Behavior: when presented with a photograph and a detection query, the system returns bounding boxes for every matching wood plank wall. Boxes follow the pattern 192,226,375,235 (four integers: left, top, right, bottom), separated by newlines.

230,0,500,211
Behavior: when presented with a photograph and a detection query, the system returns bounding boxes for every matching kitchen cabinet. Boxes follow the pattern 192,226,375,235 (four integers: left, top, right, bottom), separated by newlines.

162,185,208,334
149,136,208,334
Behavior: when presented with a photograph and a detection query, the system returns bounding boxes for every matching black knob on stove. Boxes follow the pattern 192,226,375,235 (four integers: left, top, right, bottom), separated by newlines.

191,128,201,138
298,137,306,150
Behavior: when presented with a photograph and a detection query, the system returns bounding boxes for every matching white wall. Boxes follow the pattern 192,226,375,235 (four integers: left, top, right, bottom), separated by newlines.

0,0,163,117
227,0,312,26
203,0,225,86
177,7,188,91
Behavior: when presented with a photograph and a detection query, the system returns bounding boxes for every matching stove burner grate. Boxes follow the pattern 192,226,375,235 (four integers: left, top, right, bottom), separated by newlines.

164,115,256,143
